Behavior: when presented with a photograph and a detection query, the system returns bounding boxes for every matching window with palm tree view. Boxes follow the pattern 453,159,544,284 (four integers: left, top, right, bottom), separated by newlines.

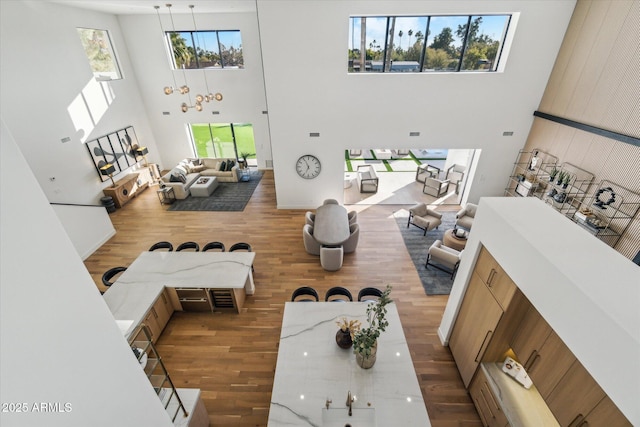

190,123,256,165
348,15,511,72
167,30,243,69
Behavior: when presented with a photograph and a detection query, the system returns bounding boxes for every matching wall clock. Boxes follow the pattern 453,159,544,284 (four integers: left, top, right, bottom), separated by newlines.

296,155,321,179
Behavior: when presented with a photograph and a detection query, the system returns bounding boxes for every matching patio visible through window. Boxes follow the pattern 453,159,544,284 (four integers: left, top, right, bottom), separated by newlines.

190,123,255,165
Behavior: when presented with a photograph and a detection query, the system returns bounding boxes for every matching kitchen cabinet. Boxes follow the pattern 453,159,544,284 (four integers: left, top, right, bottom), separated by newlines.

143,291,174,342
449,272,504,387
510,306,575,398
576,396,632,427
546,360,606,426
143,306,162,342
474,247,517,310
469,366,509,427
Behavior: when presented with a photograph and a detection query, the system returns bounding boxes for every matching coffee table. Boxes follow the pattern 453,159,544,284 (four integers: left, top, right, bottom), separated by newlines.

190,177,218,197
443,228,468,251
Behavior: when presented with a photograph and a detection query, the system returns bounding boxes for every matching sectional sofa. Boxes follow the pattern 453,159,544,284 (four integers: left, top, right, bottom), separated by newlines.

160,158,239,199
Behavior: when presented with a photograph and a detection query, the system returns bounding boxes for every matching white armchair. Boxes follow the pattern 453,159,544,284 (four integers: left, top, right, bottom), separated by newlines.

426,240,462,279
407,203,442,235
455,203,478,231
423,177,450,197
415,164,441,183
446,164,466,194
302,224,321,256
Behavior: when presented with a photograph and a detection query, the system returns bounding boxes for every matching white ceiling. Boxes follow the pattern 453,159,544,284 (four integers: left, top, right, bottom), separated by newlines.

50,0,257,15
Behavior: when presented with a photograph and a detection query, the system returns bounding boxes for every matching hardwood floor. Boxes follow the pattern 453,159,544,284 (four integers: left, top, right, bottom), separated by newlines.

84,170,481,427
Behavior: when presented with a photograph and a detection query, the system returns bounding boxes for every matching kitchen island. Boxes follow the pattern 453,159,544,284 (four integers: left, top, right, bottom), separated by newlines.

269,302,430,426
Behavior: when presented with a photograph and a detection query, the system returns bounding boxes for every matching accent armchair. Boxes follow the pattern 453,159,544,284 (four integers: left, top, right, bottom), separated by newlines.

446,164,466,194
303,224,321,256
423,177,450,197
455,203,477,231
407,203,442,235
426,240,462,279
415,164,441,183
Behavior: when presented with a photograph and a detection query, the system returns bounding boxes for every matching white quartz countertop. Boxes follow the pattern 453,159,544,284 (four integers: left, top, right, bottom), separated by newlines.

103,251,255,337
482,363,559,427
268,302,430,426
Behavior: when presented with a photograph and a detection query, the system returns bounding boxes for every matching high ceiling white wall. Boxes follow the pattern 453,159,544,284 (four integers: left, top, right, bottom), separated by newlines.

256,0,576,208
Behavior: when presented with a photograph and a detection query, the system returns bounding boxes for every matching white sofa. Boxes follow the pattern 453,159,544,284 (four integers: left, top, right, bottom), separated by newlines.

161,158,239,199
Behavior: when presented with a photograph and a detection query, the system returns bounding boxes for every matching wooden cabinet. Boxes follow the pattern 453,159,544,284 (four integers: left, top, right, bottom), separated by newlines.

510,306,575,398
143,306,162,342
449,272,504,387
103,173,148,208
143,291,174,342
577,396,632,427
474,247,517,309
546,360,606,426
469,367,509,427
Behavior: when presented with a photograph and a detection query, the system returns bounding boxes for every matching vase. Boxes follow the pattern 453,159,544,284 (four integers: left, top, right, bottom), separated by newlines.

355,342,377,369
335,329,353,349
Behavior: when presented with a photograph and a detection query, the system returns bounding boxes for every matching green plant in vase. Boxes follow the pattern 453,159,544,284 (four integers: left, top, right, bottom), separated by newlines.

352,285,392,368
549,167,558,182
239,152,255,169
562,173,572,188
556,171,566,185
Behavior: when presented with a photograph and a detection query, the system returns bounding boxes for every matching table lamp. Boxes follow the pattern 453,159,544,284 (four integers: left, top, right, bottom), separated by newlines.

135,146,149,166
100,163,116,186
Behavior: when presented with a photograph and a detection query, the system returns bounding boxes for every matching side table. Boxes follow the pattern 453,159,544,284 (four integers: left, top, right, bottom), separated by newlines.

157,186,176,205
443,228,468,251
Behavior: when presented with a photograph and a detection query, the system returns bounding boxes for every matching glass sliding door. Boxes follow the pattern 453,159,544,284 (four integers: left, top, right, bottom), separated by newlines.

190,123,255,163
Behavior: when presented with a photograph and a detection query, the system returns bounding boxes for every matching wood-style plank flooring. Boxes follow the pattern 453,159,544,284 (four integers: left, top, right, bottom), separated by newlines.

84,170,481,427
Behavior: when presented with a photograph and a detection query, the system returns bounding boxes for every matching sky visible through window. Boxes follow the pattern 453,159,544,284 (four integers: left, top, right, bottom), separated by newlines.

348,15,509,51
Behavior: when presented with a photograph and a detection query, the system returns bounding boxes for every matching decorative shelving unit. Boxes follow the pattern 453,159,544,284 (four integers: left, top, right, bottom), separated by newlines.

505,149,558,198
129,325,189,423
571,180,640,247
537,162,594,217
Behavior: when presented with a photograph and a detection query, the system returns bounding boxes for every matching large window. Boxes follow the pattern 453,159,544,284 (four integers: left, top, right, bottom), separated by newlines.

348,15,510,73
168,30,243,69
77,28,122,80
190,123,255,162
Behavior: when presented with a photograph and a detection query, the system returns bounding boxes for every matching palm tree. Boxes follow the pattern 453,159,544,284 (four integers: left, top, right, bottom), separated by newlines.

408,29,413,48
398,30,404,50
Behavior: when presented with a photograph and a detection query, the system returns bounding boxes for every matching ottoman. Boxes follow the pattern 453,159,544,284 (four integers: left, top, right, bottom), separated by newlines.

190,177,218,197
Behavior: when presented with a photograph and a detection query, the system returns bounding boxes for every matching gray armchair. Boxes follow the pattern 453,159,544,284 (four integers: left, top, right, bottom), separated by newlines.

423,177,450,197
407,203,442,235
455,203,477,231
415,164,441,183
425,240,462,279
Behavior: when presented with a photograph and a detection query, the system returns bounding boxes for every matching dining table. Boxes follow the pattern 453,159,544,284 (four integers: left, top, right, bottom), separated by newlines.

313,203,350,245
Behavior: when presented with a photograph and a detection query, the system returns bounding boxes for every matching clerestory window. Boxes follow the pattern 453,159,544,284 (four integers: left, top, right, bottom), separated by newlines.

166,30,243,69
348,15,511,73
77,28,122,80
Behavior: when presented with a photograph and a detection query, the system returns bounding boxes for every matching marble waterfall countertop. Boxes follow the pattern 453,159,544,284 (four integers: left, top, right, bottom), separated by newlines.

268,302,430,426
103,251,255,337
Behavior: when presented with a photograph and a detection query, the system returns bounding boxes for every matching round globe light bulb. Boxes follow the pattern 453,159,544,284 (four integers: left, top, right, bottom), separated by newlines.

195,94,204,103
164,86,174,95
181,103,188,113
195,102,203,112
214,93,223,101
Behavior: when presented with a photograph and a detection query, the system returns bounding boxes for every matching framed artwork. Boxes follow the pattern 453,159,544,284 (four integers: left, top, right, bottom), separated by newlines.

86,126,140,182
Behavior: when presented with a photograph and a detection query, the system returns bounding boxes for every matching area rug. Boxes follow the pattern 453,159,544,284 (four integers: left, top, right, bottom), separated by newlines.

167,171,263,212
393,209,458,295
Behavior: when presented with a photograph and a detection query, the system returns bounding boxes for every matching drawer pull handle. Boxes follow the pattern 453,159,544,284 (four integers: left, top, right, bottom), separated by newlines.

475,330,493,362
524,350,538,370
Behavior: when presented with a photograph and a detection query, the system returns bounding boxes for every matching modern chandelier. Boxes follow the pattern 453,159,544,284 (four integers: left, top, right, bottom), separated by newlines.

155,4,222,113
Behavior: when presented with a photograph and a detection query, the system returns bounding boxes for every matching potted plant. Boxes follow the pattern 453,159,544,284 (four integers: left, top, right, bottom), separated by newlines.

352,285,393,369
335,317,361,349
238,152,255,169
562,173,572,189
556,171,566,185
549,167,558,182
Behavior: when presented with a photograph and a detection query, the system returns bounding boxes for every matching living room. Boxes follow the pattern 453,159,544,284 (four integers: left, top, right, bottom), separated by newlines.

2,1,639,426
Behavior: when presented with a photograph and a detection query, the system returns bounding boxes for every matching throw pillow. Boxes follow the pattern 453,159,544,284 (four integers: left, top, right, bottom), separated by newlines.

192,164,206,172
175,165,188,175
219,160,227,171
191,158,202,166
226,160,235,171
169,173,182,183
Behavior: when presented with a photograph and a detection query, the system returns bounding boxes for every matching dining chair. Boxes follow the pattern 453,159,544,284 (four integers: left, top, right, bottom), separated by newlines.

320,246,343,271
149,241,173,251
291,286,319,302
347,210,358,225
357,287,383,302
325,286,353,302
101,266,127,287
305,211,315,226
323,199,339,205
303,224,321,256
202,241,226,252
342,224,359,254
176,241,200,252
